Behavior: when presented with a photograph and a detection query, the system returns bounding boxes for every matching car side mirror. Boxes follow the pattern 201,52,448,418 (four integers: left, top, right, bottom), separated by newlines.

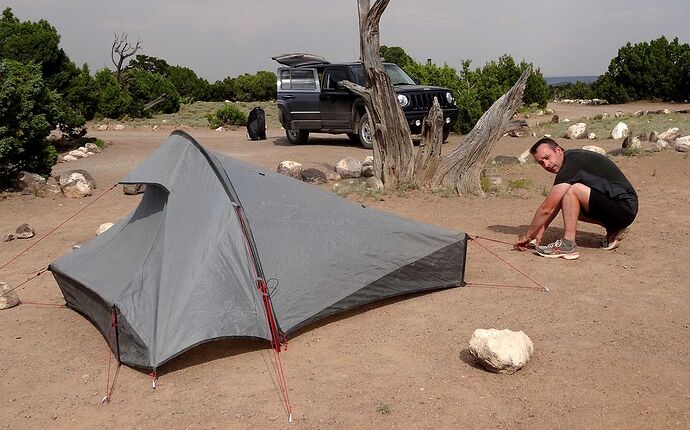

336,81,348,91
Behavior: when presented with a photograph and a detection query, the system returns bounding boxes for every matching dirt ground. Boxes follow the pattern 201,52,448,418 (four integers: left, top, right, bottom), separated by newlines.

1,102,689,429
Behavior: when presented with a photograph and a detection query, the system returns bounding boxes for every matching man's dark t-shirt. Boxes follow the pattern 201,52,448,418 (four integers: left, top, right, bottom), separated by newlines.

554,149,638,218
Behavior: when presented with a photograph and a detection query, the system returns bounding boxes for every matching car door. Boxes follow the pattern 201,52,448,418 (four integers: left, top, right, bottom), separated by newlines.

320,67,353,130
276,67,321,130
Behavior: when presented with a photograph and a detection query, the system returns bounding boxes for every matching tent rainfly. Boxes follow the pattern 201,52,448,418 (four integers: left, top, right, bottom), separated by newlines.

49,131,467,370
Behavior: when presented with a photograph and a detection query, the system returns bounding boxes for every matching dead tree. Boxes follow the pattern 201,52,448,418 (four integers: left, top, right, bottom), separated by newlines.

424,70,530,195
345,0,530,195
340,0,414,189
111,33,142,84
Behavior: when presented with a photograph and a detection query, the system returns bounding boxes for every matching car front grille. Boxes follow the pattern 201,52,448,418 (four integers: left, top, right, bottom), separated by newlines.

409,92,449,111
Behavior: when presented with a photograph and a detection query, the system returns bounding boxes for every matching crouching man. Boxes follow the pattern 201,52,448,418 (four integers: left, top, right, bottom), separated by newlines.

514,138,638,259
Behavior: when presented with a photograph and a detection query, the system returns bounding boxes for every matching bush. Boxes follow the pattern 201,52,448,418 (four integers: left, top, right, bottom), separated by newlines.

209,71,276,102
124,68,181,116
94,69,132,118
207,104,247,128
0,59,60,188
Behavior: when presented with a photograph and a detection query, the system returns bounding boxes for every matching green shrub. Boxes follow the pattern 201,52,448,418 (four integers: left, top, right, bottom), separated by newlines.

207,104,247,128
94,68,132,118
124,68,181,116
0,59,60,188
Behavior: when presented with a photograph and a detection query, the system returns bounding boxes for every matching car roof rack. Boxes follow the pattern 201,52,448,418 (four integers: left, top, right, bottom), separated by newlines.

272,53,330,67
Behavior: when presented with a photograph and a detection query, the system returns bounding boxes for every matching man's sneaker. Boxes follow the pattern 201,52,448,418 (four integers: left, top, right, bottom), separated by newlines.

600,227,629,250
535,238,579,260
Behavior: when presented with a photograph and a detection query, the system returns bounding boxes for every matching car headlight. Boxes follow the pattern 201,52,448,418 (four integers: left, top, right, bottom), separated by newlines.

397,94,409,107
445,92,454,104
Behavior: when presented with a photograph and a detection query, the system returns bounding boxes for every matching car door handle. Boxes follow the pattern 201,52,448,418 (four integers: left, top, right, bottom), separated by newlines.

282,95,295,99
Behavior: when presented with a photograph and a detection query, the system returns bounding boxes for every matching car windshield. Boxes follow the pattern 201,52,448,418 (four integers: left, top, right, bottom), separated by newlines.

350,64,417,86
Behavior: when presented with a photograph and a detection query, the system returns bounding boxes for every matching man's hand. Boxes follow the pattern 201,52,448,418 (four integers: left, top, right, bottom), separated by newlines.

514,234,533,251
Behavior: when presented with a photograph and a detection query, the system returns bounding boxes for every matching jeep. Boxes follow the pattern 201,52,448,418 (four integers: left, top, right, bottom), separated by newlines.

273,53,458,149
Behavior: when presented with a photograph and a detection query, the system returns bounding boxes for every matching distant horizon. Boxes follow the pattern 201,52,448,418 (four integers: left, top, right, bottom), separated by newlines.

544,75,599,86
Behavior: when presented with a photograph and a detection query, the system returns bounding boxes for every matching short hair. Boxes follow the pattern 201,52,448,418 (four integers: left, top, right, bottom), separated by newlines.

530,137,561,154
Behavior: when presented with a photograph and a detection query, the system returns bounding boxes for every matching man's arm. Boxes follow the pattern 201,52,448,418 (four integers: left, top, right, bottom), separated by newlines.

515,183,570,248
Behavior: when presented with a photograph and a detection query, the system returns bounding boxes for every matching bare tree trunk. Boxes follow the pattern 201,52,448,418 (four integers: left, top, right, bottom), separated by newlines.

413,97,444,186
429,69,531,195
112,33,142,85
340,0,414,188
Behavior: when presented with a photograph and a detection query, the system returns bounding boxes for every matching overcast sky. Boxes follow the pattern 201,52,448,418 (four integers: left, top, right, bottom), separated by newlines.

5,0,690,82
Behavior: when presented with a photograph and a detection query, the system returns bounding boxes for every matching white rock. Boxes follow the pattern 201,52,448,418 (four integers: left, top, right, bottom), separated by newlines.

587,132,597,140
152,125,159,131
62,155,78,162
96,223,114,235
14,223,35,239
68,150,87,159
582,145,607,156
662,109,671,114
565,122,587,139
601,112,610,119
84,143,100,153
78,146,88,154
361,155,375,177
561,118,570,123
655,139,671,150
97,124,108,131
611,122,629,139
614,111,625,118
113,124,125,130
544,108,554,115
215,126,224,132
517,149,532,164
335,157,363,179
543,134,552,138
674,136,690,152
60,172,93,198
659,127,681,142
624,136,642,150
277,160,303,179
468,328,533,374
0,282,20,310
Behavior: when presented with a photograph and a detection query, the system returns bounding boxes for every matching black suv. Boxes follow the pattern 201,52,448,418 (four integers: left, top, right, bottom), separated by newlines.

274,53,458,149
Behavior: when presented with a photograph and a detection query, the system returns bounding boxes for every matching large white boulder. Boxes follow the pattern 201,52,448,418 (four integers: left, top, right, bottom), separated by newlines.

335,157,362,179
469,328,534,374
0,282,20,310
611,122,629,139
277,161,303,179
60,171,95,198
565,122,587,139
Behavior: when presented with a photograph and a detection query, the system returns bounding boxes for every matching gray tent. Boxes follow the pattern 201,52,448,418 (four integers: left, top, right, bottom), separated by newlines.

50,131,467,370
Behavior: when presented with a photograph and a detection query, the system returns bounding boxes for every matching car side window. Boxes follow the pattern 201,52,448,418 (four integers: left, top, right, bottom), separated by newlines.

279,69,318,90
323,68,349,90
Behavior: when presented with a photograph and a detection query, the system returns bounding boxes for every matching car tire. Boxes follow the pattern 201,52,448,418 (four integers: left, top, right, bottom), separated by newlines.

346,133,361,144
358,113,374,149
285,129,309,145
442,127,450,143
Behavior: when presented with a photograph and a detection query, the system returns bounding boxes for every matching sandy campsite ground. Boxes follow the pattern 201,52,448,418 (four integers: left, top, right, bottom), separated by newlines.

1,102,689,429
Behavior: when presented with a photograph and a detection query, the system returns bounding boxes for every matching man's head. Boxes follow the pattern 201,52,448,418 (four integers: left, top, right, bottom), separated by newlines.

530,138,565,174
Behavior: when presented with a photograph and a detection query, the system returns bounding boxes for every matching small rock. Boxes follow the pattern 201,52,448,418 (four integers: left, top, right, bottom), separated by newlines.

550,114,559,124
535,109,544,116
335,157,363,179
96,223,114,235
582,145,607,156
517,149,533,164
84,143,100,153
113,124,125,131
62,155,78,162
492,155,520,165
601,112,610,119
674,135,690,152
662,109,671,115
215,126,224,132
611,122,629,139
507,130,524,138
361,155,375,177
325,171,341,182
614,111,625,118
544,108,554,115
68,150,87,159
565,122,587,139
0,282,20,310
587,132,597,140
622,136,642,150
277,160,303,179
301,168,327,184
655,139,671,151
3,234,15,242
561,118,570,123
649,131,659,142
543,134,552,138
14,224,35,239
468,328,533,374
97,124,108,131
488,176,502,187
633,110,647,117
152,125,159,131
122,183,146,195
659,127,681,142
365,176,384,191
17,172,46,196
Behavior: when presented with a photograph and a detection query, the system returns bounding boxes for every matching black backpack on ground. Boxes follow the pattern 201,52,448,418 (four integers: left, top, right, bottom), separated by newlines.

246,107,266,141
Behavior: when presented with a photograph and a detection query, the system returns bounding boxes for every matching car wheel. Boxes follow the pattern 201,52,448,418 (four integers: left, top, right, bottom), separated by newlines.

286,129,309,145
358,113,373,149
346,133,361,144
442,127,450,143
